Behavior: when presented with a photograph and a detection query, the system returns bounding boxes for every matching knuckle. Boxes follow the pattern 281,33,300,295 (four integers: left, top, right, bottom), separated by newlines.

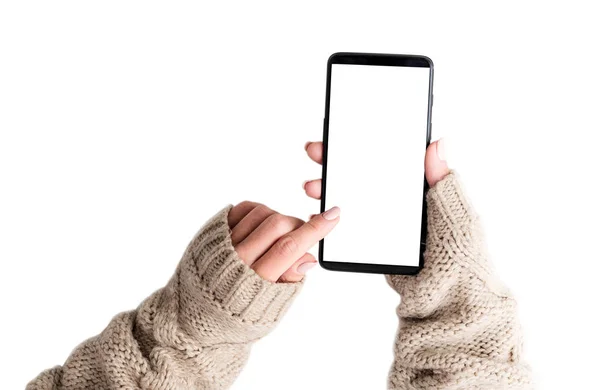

276,234,298,257
237,200,257,209
291,216,305,229
305,218,320,234
254,204,272,217
266,213,289,233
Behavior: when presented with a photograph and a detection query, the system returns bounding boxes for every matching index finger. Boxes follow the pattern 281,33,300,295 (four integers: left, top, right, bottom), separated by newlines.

251,206,340,282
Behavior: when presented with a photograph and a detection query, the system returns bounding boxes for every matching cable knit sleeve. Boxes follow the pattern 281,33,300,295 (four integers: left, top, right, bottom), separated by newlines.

26,205,302,390
386,172,533,389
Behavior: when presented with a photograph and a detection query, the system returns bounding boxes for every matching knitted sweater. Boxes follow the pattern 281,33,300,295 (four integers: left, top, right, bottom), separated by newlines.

387,173,532,389
27,173,532,389
27,207,303,389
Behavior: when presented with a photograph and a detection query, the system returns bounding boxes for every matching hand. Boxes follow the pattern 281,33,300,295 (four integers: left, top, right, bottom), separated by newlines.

302,139,450,200
228,201,340,283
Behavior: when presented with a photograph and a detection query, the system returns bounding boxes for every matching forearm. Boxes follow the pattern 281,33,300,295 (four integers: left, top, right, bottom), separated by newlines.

27,206,301,390
387,173,533,389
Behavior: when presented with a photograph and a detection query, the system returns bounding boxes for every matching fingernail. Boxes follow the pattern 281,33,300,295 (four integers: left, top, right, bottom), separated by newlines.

297,262,316,274
304,141,312,151
322,206,340,220
437,138,446,161
302,180,309,190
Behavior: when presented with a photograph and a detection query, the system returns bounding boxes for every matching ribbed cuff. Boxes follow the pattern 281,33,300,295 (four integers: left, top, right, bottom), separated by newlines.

426,170,474,225
426,171,510,296
186,205,303,324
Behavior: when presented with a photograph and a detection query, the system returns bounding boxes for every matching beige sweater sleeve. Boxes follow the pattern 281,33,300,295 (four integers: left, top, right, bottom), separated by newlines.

27,205,302,390
387,173,533,389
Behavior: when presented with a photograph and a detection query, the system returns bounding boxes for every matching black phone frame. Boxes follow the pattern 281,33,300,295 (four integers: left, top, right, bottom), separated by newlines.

319,52,433,275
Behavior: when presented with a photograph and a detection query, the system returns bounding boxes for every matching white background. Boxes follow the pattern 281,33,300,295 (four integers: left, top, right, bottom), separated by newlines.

1,1,598,389
326,64,429,266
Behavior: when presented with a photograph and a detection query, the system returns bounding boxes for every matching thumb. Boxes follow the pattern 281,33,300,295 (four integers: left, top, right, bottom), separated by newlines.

425,138,450,187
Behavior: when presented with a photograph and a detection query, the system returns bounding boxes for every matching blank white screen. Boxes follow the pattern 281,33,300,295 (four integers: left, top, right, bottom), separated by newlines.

324,64,430,266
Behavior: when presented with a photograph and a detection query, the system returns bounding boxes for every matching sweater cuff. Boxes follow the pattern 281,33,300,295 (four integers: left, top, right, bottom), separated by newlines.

426,171,474,223
185,205,303,324
426,171,511,296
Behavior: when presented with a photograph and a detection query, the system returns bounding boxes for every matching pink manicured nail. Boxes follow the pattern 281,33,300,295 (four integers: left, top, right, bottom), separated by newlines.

322,206,340,220
302,180,309,190
304,141,312,151
437,138,446,161
297,262,316,274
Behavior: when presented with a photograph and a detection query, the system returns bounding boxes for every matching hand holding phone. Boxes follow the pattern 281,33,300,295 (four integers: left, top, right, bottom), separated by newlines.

304,137,449,277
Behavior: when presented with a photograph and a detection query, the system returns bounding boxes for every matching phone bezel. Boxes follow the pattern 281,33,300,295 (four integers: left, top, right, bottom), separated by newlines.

319,52,433,275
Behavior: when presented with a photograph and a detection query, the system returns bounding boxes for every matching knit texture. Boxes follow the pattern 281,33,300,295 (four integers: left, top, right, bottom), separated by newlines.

27,205,302,390
387,172,533,389
27,173,533,389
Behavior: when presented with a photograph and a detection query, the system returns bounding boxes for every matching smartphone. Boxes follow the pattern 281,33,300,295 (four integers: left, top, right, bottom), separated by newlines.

319,52,433,275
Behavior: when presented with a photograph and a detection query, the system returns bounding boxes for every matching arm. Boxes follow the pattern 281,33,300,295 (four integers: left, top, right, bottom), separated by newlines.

27,206,302,390
386,173,533,389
